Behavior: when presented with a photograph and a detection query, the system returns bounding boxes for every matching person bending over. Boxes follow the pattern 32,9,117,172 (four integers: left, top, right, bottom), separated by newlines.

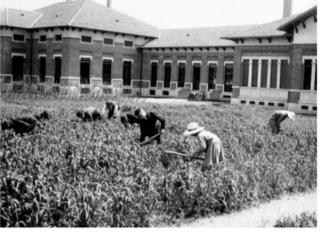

134,108,165,145
1,110,50,134
268,110,295,134
76,107,102,122
183,122,225,172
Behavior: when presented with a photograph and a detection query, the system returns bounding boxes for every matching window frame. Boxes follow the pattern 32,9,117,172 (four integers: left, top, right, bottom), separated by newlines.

12,34,26,43
81,35,93,44
54,34,62,42
53,55,62,84
11,54,25,82
208,63,217,90
102,58,113,86
122,59,133,86
38,55,47,83
103,38,114,46
79,56,92,85
150,61,158,88
124,40,134,48
39,35,47,43
163,62,172,88
177,62,186,88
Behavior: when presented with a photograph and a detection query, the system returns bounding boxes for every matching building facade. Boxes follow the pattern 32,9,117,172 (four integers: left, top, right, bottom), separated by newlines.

0,0,317,113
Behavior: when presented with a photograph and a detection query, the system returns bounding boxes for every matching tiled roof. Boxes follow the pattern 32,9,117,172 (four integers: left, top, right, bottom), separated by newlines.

221,16,295,39
32,0,86,28
33,0,159,37
1,0,159,38
143,25,253,48
278,6,317,31
0,8,42,28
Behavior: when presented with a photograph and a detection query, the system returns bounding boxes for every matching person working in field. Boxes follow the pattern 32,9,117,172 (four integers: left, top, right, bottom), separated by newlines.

134,108,166,145
183,122,225,172
120,114,139,128
105,101,121,119
76,107,102,122
1,110,50,134
268,110,296,134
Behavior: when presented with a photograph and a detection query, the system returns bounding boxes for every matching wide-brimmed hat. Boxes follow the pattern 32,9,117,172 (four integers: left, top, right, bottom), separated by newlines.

287,111,296,120
183,122,205,136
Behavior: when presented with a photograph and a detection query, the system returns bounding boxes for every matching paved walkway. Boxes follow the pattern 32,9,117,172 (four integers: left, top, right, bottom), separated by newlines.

181,191,317,227
140,98,213,105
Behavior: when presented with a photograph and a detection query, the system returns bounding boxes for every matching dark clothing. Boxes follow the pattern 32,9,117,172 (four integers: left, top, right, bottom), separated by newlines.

138,112,165,144
1,110,49,134
268,113,288,134
106,101,121,119
34,110,50,120
120,114,139,128
76,107,102,122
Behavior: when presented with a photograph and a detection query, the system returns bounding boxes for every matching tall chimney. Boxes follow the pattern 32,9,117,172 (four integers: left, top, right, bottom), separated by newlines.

283,0,292,18
107,0,112,8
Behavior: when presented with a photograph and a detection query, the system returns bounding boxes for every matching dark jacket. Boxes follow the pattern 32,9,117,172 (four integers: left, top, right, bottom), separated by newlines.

120,114,139,128
268,112,288,134
138,112,165,144
105,101,121,119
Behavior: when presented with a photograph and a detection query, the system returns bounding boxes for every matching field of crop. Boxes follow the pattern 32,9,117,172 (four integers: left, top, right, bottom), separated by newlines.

0,95,317,227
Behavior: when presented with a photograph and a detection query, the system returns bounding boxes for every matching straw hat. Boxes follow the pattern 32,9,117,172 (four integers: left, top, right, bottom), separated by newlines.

287,111,296,120
183,122,205,136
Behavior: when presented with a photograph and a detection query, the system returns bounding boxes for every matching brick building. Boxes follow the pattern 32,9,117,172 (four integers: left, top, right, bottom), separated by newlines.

0,0,317,113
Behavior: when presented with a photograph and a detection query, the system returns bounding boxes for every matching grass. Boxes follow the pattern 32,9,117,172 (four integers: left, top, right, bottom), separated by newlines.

0,95,317,227
274,212,317,227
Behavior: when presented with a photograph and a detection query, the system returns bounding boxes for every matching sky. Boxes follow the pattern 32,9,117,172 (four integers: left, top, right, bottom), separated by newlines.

0,0,317,29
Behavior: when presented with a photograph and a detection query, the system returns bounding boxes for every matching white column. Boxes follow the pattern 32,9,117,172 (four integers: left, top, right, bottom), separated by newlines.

257,59,262,88
267,59,271,88
276,59,281,89
310,59,316,90
248,59,253,87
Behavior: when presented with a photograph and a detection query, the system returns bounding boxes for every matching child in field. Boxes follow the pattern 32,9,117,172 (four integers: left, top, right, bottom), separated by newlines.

76,107,102,122
183,122,225,172
134,108,166,145
268,110,295,134
1,110,50,134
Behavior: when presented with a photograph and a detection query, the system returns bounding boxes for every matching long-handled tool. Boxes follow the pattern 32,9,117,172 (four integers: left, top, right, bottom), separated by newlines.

164,150,204,160
139,133,161,146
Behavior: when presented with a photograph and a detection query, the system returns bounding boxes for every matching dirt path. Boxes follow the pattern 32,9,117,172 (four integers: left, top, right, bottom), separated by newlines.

181,190,317,227
140,98,212,105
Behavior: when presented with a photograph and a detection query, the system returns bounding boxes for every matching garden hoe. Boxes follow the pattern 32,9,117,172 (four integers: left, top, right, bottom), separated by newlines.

139,133,161,146
164,150,204,161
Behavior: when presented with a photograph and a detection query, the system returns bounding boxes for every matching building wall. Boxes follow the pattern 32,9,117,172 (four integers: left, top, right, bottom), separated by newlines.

293,16,317,44
141,47,235,100
1,27,150,96
231,42,317,114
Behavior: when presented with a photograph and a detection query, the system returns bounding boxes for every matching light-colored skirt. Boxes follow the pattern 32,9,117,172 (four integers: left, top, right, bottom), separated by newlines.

203,139,225,167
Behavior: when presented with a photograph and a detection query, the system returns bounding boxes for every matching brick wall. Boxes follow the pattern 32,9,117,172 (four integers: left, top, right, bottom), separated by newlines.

290,44,317,90
142,49,234,92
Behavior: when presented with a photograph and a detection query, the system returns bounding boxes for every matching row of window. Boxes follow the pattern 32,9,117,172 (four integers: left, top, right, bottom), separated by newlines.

12,55,132,86
12,33,134,47
242,58,289,89
13,34,62,42
150,62,233,92
241,57,317,90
